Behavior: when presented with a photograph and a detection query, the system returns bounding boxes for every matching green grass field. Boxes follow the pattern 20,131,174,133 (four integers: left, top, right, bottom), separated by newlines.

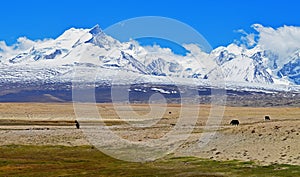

0,145,299,177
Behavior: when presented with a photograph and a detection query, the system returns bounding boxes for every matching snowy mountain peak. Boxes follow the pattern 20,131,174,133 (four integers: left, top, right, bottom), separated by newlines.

89,25,103,35
56,27,89,48
277,49,300,84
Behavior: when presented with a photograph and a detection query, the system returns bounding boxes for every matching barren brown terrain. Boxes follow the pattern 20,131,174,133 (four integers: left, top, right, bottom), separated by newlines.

0,103,299,165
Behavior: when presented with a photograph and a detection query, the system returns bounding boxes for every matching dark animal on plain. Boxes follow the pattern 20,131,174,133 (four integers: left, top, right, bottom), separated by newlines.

169,111,172,114
230,119,239,126
75,120,80,129
265,116,271,121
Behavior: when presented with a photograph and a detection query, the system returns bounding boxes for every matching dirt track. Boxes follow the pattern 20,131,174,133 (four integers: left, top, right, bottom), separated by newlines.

0,103,299,165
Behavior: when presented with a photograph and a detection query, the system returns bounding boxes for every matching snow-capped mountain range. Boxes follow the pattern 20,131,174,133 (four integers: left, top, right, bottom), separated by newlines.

1,25,300,92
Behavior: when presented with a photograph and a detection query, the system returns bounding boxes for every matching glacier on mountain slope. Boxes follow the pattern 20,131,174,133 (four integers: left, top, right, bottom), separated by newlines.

0,25,300,92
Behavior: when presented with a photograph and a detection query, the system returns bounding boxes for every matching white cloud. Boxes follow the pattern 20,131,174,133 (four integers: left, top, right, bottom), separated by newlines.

253,24,300,60
0,41,12,53
183,43,204,55
143,44,173,55
15,37,36,51
183,43,209,60
0,41,17,58
236,24,300,68
0,37,36,57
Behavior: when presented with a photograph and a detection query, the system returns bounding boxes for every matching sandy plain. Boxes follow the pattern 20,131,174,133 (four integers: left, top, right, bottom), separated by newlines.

0,103,299,165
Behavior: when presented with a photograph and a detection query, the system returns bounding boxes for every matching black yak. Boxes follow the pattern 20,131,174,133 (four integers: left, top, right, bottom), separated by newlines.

230,119,239,126
265,116,271,121
75,120,80,129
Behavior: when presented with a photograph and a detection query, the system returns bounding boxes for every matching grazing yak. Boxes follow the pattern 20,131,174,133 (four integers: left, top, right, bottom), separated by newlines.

230,119,239,126
265,115,271,121
75,120,80,129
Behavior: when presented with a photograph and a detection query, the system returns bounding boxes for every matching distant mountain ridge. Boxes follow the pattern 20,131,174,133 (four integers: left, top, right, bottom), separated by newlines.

0,25,300,93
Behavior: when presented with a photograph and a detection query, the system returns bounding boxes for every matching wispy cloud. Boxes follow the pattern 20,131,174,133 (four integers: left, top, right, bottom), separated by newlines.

235,29,257,48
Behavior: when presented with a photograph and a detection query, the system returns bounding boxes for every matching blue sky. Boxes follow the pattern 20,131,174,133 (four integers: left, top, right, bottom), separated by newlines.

1,0,300,48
